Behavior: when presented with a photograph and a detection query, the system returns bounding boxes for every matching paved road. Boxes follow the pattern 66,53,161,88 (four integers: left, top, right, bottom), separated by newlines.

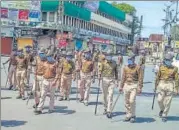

1,56,179,130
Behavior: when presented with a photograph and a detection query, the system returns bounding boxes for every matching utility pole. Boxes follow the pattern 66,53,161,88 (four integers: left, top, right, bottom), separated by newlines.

138,15,143,38
57,1,64,50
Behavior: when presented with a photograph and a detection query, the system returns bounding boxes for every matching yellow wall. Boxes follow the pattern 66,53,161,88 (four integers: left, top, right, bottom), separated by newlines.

17,38,33,52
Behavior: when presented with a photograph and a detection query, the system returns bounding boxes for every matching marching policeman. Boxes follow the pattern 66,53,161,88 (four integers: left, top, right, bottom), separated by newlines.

34,53,58,114
24,45,33,86
79,52,94,106
3,48,17,90
119,53,144,123
155,53,178,122
59,52,75,101
32,48,47,108
98,50,118,118
139,50,146,76
16,49,28,100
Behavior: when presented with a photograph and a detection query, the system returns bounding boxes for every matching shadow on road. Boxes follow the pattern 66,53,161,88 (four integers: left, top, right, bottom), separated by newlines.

70,87,102,95
135,117,156,123
1,97,12,100
112,111,126,117
43,106,76,115
167,116,179,121
1,120,27,127
88,101,103,106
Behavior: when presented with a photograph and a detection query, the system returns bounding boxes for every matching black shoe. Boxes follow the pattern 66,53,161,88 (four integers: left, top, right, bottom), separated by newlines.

106,112,112,119
16,95,22,99
162,117,167,122
159,111,163,118
33,103,39,108
22,96,26,100
130,117,136,123
123,117,131,122
79,98,84,103
59,97,63,101
8,85,13,90
48,110,54,114
34,110,42,115
84,102,88,106
103,109,107,115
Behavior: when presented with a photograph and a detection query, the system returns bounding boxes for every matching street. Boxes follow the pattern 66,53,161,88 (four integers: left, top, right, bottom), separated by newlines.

1,56,179,130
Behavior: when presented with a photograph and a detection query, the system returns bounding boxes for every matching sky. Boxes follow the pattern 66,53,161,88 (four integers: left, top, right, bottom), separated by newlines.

115,1,176,37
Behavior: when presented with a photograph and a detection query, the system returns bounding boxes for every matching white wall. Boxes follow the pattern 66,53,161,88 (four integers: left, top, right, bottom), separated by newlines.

91,12,131,34
125,14,133,22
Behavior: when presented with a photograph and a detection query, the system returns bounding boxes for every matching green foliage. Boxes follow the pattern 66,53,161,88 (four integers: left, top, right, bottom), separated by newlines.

171,25,179,41
112,2,136,14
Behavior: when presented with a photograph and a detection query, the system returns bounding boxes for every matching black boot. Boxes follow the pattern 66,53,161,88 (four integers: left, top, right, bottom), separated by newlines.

103,109,107,115
162,117,167,122
22,96,26,100
59,97,63,101
159,110,163,118
8,85,13,90
123,117,131,122
33,103,39,108
34,110,42,115
16,95,22,99
106,112,112,119
79,98,84,103
130,116,136,123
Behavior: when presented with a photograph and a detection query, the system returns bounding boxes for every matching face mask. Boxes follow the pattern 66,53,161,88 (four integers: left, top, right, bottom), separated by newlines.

66,56,72,61
128,59,134,65
106,56,112,61
39,53,46,61
47,56,55,63
164,59,172,67
84,53,91,60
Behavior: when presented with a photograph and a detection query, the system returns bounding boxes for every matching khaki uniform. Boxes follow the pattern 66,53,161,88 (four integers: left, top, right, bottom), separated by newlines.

16,56,28,97
56,58,64,90
117,55,123,81
120,64,143,118
8,54,17,88
156,65,178,117
37,61,57,111
79,59,94,103
99,60,118,112
92,52,99,76
25,53,33,85
60,60,75,99
32,56,46,104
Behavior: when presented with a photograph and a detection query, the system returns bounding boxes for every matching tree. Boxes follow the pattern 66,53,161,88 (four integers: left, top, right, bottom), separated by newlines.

112,2,136,15
171,25,179,41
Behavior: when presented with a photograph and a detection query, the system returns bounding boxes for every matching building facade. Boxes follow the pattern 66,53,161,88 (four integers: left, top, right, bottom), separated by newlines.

1,1,133,55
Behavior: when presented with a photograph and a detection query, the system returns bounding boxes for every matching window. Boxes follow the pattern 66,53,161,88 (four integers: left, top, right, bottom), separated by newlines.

42,12,47,21
49,12,55,22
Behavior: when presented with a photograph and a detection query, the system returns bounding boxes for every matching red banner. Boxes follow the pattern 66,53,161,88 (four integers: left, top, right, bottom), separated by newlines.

1,8,8,18
92,37,110,44
56,32,73,40
58,39,68,47
18,10,29,20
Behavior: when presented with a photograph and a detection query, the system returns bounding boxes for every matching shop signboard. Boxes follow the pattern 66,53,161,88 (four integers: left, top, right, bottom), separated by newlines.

1,27,14,37
1,8,8,18
15,28,41,37
18,10,29,20
92,37,110,44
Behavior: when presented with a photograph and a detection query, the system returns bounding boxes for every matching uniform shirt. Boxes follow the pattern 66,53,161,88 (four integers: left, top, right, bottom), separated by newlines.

75,51,82,70
36,57,46,76
25,53,33,64
120,64,143,89
62,60,75,75
43,62,57,79
155,65,178,89
81,59,94,73
98,60,118,79
98,54,105,62
93,52,99,62
10,54,17,65
16,56,28,70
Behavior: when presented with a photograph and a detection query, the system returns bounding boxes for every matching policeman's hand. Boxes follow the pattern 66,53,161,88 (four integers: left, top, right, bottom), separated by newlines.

137,88,142,94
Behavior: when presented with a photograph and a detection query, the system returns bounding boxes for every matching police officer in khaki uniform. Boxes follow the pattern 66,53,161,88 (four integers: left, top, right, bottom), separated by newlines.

3,48,17,90
155,53,178,122
59,52,75,101
92,49,100,76
24,45,33,86
98,50,118,118
34,53,58,114
79,52,94,106
32,48,47,108
119,53,143,123
16,49,28,100
139,50,146,76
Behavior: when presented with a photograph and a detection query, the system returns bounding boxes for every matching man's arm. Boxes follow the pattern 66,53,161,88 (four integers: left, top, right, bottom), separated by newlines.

174,67,179,93
138,66,144,89
120,67,126,89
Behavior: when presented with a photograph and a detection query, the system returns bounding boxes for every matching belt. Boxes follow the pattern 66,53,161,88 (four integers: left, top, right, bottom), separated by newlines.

43,77,55,80
63,73,72,75
160,80,174,83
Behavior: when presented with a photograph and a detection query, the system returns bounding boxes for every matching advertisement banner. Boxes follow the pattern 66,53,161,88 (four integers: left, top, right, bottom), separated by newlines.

29,10,40,22
1,1,40,10
1,27,14,37
58,39,68,47
75,40,83,50
1,8,8,18
19,10,29,20
8,9,18,21
83,1,99,12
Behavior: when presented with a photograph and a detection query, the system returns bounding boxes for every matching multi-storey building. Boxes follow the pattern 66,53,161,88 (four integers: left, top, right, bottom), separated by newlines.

1,1,133,55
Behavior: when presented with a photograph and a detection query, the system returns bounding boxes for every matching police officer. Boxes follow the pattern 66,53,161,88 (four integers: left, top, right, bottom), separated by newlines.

117,54,123,81
32,48,47,108
24,45,33,86
139,50,146,76
92,49,100,77
16,49,28,100
3,48,17,90
98,50,118,118
155,53,178,122
119,53,144,123
59,52,75,101
34,53,58,114
79,52,94,106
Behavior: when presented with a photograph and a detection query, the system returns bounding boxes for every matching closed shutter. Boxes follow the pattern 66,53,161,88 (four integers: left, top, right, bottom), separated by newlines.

17,38,33,51
1,37,12,55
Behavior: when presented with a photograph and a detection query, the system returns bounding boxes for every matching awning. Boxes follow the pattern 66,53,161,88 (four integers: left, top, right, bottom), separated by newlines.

41,0,59,12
